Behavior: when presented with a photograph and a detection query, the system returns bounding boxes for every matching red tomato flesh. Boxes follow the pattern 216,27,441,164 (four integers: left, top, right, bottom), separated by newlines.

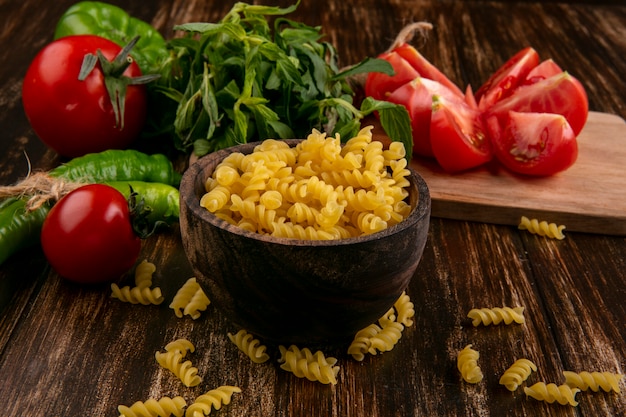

430,96,493,173
484,71,589,136
41,184,141,284
486,111,577,176
365,50,419,101
475,47,540,111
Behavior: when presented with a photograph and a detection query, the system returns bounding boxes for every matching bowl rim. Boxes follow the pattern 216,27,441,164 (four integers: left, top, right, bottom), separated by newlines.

180,139,431,247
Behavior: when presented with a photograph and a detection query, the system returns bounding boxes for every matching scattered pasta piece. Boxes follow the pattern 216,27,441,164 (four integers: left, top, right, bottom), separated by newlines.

347,291,414,361
155,339,202,387
467,306,525,326
118,396,186,417
563,371,624,393
524,382,580,406
111,261,164,305
185,386,241,417
457,344,483,384
499,358,538,391
278,345,339,385
227,329,270,364
200,126,412,240
169,278,211,319
518,216,566,240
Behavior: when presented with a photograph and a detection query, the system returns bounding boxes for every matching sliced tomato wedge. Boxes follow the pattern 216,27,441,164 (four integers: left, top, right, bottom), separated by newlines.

486,111,577,176
484,71,589,136
365,50,419,101
522,59,563,86
475,47,540,111
430,96,493,173
392,43,465,98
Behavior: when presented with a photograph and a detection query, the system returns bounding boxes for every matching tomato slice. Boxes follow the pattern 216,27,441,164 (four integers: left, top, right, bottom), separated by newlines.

475,47,540,111
486,111,577,176
430,96,493,173
365,50,419,101
392,43,465,98
522,59,563,86
484,71,588,136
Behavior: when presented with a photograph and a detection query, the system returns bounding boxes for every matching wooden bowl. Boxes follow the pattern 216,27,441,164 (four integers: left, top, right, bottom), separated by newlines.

179,140,431,346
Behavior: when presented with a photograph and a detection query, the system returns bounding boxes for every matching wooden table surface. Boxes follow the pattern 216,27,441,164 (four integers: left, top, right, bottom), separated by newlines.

1,0,625,416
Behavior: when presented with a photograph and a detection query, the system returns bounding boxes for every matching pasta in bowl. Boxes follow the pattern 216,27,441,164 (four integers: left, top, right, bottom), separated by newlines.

179,128,431,345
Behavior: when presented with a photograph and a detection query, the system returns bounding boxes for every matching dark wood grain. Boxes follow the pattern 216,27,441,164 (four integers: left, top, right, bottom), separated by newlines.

0,1,625,416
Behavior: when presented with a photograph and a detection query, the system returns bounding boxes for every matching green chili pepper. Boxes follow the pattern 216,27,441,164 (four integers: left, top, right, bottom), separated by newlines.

49,149,182,186
0,198,49,266
0,150,181,268
53,1,168,75
106,181,180,226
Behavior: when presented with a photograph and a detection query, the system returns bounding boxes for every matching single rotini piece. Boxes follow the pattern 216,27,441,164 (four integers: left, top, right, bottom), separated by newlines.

393,291,415,327
164,338,195,356
185,386,242,417
499,358,538,391
134,260,157,288
111,284,164,305
118,396,187,417
368,321,404,355
278,345,340,385
467,306,525,326
457,344,483,384
563,371,624,393
155,349,202,387
347,323,382,361
227,329,270,364
518,216,566,240
169,278,211,319
524,382,580,406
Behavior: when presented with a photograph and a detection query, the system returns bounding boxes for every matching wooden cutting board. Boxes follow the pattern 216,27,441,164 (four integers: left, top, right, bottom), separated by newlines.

375,111,626,236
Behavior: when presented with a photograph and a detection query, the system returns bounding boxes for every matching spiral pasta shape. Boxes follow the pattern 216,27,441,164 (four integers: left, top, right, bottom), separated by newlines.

499,359,538,391
518,216,566,240
169,278,211,319
134,260,157,288
457,344,483,384
563,371,624,393
467,306,525,326
227,329,270,364
524,382,580,406
118,396,187,417
199,127,412,240
394,291,415,327
155,349,202,387
347,323,382,361
368,321,404,355
185,386,242,417
111,284,164,305
164,338,195,355
278,345,339,385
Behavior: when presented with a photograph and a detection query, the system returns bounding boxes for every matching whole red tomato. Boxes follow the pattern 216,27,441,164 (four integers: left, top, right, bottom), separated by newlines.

22,35,148,158
41,184,141,284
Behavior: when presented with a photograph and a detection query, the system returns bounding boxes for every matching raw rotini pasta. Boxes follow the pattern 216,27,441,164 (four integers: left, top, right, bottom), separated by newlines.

524,382,580,406
499,358,538,391
467,306,525,326
111,260,164,305
563,371,624,393
227,329,270,364
200,126,413,240
518,216,566,240
111,285,164,305
169,278,211,319
347,291,414,361
155,341,202,387
278,345,339,385
185,386,242,417
118,396,187,417
457,344,483,384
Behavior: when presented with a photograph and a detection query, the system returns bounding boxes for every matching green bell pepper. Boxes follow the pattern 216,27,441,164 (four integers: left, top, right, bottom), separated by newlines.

54,1,168,75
